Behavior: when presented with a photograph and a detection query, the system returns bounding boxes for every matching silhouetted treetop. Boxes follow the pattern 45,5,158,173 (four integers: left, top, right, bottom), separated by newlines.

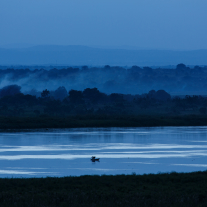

155,90,171,101
83,88,103,104
53,86,67,101
0,85,21,98
176,63,187,70
41,89,50,98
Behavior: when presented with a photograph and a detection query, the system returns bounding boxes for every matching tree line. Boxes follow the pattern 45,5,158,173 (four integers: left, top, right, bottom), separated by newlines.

0,63,207,95
0,84,206,117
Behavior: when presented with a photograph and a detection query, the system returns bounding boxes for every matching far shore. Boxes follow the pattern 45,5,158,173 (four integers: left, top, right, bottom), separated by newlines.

0,114,207,131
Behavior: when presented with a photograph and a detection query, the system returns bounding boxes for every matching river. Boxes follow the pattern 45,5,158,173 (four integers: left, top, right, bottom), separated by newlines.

0,126,207,177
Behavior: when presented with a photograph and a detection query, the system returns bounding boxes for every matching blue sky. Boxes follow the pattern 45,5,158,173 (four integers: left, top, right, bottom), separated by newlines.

0,0,207,50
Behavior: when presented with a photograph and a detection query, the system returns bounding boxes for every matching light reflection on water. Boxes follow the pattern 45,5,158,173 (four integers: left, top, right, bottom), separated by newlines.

0,126,207,177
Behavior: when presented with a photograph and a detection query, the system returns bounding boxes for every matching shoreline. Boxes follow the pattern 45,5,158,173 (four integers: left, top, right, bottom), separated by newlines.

0,115,207,205
0,114,207,131
0,171,207,206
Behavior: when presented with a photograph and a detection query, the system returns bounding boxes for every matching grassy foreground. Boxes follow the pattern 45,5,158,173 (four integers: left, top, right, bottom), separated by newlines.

0,114,207,130
0,171,207,207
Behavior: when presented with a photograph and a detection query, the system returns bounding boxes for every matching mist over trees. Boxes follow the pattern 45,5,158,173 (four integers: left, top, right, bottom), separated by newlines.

0,64,207,96
0,85,21,98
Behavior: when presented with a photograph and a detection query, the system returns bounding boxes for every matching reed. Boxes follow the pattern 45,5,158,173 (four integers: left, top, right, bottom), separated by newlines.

0,171,207,206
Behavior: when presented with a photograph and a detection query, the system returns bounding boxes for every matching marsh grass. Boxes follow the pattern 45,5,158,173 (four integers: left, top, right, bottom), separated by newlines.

0,171,207,206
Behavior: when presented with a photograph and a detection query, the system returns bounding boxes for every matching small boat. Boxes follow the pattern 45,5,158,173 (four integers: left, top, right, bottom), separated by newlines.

91,156,100,162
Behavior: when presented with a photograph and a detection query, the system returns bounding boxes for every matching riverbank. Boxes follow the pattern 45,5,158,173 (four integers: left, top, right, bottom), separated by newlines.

0,171,207,207
0,114,207,130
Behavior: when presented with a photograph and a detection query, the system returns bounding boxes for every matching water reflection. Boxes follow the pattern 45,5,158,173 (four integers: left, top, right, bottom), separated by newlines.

1,150,207,160
1,143,207,153
0,169,52,175
172,164,207,167
0,127,207,177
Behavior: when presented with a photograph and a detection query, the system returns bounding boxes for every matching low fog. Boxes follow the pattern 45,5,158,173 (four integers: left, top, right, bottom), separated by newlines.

0,64,206,97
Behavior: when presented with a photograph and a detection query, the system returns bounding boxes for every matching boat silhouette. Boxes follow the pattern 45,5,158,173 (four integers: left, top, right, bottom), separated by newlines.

91,156,100,162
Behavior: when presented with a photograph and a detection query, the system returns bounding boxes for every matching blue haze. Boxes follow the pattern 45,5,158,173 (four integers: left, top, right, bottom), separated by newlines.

1,46,207,66
0,0,207,50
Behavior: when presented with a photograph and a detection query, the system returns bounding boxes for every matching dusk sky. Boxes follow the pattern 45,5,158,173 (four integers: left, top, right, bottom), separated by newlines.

0,0,207,50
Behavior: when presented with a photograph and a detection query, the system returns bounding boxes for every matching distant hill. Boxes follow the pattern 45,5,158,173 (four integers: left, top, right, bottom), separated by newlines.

0,45,207,66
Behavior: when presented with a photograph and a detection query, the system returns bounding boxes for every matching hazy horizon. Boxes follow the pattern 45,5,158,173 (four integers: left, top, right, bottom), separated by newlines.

1,44,207,51
1,0,207,51
1,45,207,66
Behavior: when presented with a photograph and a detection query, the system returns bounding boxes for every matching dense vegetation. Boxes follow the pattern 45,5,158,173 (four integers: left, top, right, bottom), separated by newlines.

0,171,207,206
0,64,206,128
0,84,206,129
0,84,206,115
0,63,207,95
0,65,207,206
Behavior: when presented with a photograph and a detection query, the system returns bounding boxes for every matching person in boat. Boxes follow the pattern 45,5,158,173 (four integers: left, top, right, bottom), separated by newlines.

91,156,100,161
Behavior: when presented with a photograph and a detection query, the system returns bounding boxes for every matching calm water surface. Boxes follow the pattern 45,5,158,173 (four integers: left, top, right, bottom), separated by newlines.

0,127,207,177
